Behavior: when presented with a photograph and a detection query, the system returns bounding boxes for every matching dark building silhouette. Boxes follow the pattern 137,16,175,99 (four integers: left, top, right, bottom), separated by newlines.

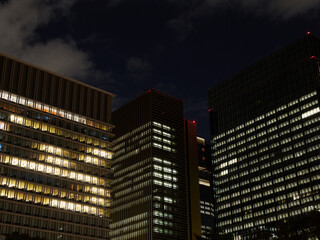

208,33,320,238
0,53,114,239
197,137,214,239
110,89,200,240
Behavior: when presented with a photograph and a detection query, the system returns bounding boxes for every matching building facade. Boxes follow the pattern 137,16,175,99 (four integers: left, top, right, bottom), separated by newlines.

209,33,320,238
197,137,214,239
0,54,114,239
110,89,200,240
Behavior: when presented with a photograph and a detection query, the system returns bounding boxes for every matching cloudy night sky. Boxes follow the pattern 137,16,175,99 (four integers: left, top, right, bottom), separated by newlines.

0,0,319,139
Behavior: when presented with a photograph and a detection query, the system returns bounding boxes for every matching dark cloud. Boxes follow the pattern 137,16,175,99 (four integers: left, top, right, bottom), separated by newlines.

0,0,101,81
127,57,151,73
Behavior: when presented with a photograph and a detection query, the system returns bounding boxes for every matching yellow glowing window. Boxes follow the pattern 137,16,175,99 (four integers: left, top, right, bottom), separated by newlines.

1,178,7,185
33,122,40,129
41,124,48,131
92,187,97,194
30,162,35,170
9,179,16,187
76,204,81,212
34,196,41,203
26,194,32,202
68,203,74,210
47,166,52,173
8,190,15,198
38,164,44,172
92,177,98,184
51,199,58,207
43,198,49,205
98,209,104,216
84,206,89,213
0,189,6,196
44,188,51,195
60,201,66,208
27,183,34,191
60,191,66,198
54,168,60,175
35,185,42,193
70,172,76,179
78,173,84,181
62,169,68,177
90,207,96,214
17,193,24,200
12,158,19,166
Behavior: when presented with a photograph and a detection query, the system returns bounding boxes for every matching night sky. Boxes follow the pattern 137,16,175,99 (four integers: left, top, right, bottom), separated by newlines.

0,0,319,139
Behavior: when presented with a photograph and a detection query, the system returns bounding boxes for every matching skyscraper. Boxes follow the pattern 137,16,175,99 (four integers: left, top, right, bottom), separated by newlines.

110,89,200,240
0,54,114,239
197,137,214,239
208,33,320,238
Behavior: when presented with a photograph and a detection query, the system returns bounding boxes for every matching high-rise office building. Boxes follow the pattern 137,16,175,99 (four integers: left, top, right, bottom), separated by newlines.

110,89,200,240
197,137,214,239
0,54,114,239
185,121,201,240
208,33,320,238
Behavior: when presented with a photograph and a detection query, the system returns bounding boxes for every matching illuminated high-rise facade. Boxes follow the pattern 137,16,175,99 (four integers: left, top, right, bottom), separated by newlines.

110,89,199,240
0,54,114,239
209,33,320,238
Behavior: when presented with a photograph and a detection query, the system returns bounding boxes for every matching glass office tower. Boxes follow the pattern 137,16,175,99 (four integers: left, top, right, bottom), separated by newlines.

208,33,320,238
0,54,114,239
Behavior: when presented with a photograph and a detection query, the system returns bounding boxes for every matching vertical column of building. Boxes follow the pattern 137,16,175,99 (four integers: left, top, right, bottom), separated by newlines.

197,137,214,239
184,121,201,240
0,54,114,240
110,92,153,240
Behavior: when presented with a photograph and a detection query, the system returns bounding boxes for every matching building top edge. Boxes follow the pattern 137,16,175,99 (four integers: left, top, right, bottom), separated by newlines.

0,52,116,98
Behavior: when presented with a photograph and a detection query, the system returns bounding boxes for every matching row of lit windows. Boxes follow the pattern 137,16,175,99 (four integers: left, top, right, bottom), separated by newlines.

218,186,320,213
220,204,320,230
8,114,112,160
213,91,317,141
113,122,151,144
110,220,148,236
218,174,318,196
215,114,319,162
1,133,111,168
114,180,151,198
216,133,320,173
214,103,318,157
0,90,112,132
1,155,108,187
0,189,108,217
152,121,173,131
0,177,110,207
218,170,320,199
153,164,177,175
153,171,178,182
218,153,320,185
112,143,151,163
8,113,110,149
154,195,175,204
110,212,148,229
153,179,178,189
113,158,151,183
